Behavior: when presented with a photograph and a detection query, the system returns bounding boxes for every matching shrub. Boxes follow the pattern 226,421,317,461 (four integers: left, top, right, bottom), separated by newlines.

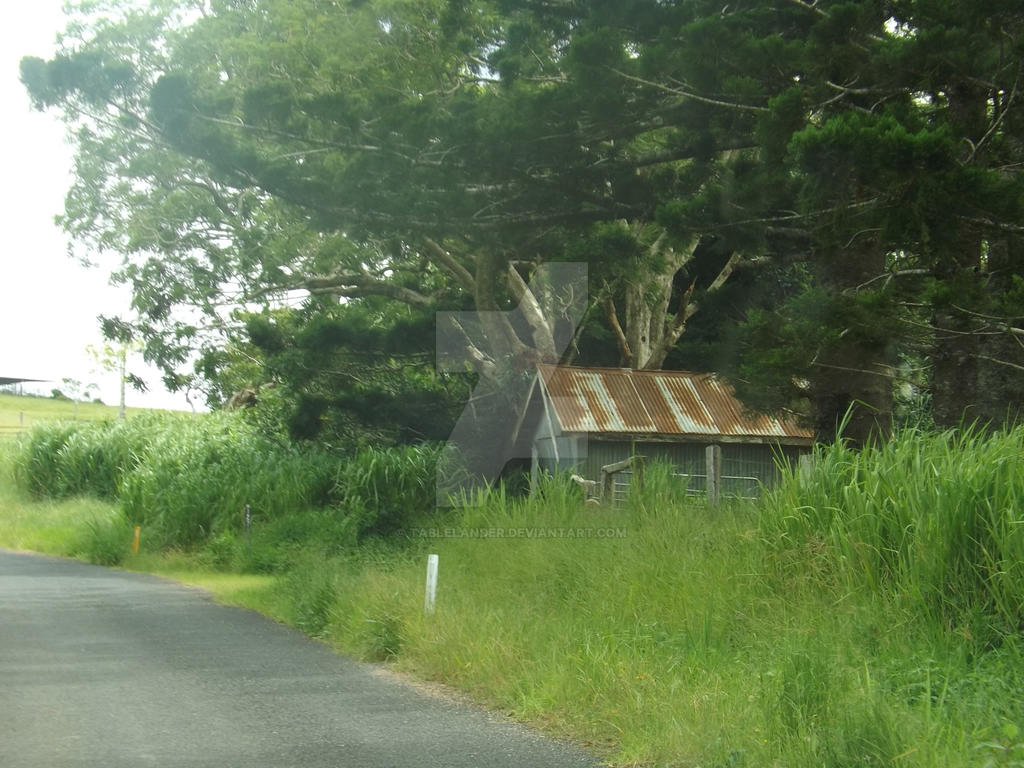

13,413,344,549
278,558,339,637
12,413,443,551
53,416,156,499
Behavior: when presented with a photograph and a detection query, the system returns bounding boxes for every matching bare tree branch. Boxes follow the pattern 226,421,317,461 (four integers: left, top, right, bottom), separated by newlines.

850,268,932,293
251,271,437,307
787,0,885,44
190,113,391,156
608,68,769,113
643,252,741,370
422,237,476,292
811,361,895,378
506,264,557,360
969,76,1019,162
713,198,882,230
957,214,1024,234
442,316,497,379
601,294,632,368
971,353,1024,373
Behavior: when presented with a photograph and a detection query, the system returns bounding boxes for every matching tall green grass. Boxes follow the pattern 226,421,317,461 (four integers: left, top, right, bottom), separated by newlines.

12,421,89,498
11,414,200,500
9,412,441,551
762,425,1024,644
1,437,132,563
117,414,339,547
278,463,1023,767
334,443,441,536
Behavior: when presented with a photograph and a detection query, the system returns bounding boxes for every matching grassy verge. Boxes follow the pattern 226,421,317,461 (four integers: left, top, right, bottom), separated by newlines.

0,441,277,607
0,475,110,555
282,473,1024,768
2,430,1023,767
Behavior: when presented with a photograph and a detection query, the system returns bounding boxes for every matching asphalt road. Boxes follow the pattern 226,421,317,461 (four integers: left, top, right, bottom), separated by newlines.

0,549,600,768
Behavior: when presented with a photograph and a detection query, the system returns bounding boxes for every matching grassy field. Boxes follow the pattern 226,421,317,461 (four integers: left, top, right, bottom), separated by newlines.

0,392,154,439
2,418,1022,767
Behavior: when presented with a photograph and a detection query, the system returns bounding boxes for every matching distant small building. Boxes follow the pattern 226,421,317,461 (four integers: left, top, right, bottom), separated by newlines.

513,365,814,499
0,376,47,395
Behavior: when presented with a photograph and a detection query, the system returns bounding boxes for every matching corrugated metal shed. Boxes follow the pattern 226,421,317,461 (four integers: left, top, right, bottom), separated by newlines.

537,365,812,443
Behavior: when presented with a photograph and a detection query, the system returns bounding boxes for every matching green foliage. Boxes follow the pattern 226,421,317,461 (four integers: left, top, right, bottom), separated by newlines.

21,0,1024,440
298,467,1023,767
356,610,406,662
12,422,87,498
10,414,191,500
58,417,160,499
278,557,339,637
201,302,469,448
762,425,1024,644
333,443,442,537
10,411,443,549
75,515,134,567
117,414,341,547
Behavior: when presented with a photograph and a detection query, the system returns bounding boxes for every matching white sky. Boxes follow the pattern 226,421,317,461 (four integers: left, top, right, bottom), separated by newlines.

0,2,196,411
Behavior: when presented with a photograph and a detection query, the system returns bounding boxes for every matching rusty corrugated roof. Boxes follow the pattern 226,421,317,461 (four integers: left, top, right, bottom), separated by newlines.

537,365,813,442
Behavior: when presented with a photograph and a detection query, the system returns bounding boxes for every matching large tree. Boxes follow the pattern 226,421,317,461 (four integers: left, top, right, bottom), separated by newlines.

771,0,1024,431
22,0,782,431
665,0,1024,437
23,0,1024,443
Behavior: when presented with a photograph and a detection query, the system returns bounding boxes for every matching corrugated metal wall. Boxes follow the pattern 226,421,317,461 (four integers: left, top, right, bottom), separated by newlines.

720,443,786,498
637,442,707,495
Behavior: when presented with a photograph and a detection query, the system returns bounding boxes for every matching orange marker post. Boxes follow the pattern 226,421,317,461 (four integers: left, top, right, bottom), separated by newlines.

132,526,141,554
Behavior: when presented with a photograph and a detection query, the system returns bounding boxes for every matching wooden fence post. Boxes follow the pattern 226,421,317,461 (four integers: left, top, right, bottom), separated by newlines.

705,444,722,505
632,455,645,492
600,468,615,502
530,445,539,495
599,455,646,504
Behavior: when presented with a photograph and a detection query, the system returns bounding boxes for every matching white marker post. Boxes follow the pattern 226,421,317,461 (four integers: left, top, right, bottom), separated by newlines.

424,554,439,615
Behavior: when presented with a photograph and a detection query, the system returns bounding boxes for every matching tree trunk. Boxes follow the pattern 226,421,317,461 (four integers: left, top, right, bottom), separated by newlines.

931,309,980,428
930,83,1002,428
813,241,895,445
606,232,708,370
624,278,656,368
963,238,1024,428
811,348,894,445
